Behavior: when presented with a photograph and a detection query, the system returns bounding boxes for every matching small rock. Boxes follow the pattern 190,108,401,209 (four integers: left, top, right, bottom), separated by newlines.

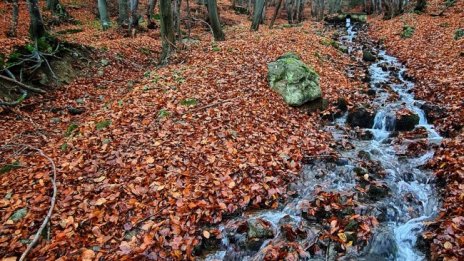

362,50,376,62
395,109,419,131
101,59,110,67
67,106,86,115
347,106,376,128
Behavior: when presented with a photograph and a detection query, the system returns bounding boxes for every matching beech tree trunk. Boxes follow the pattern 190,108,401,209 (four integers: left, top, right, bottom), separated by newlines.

7,0,19,37
47,0,69,17
27,0,46,41
269,0,283,29
129,0,140,29
98,0,111,30
415,0,426,12
118,0,129,26
251,0,265,31
147,0,157,29
159,0,176,64
173,0,182,37
207,0,225,41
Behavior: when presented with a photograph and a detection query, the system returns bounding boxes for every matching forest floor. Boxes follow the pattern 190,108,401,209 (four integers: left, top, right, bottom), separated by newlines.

0,0,462,260
0,1,368,259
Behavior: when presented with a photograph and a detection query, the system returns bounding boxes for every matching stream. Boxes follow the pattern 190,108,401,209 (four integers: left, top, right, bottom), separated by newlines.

200,19,442,261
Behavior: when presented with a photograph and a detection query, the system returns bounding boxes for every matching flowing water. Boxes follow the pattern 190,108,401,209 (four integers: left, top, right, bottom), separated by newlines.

201,19,442,261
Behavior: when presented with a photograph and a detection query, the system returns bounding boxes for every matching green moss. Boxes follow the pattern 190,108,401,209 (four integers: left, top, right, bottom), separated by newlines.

401,25,415,38
180,98,198,106
158,109,170,118
96,120,111,130
454,28,464,40
0,161,22,174
64,123,79,137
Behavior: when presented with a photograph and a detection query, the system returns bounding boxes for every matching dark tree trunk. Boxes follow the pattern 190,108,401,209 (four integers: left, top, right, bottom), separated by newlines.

415,0,426,12
27,0,46,41
98,0,111,30
159,0,176,64
147,0,157,29
7,0,19,37
207,0,225,41
129,0,140,30
269,0,283,29
47,0,69,18
251,0,265,31
118,0,129,26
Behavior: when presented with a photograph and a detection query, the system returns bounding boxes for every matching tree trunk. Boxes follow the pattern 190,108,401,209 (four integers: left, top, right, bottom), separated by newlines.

27,0,46,41
98,0,111,30
415,0,426,12
7,0,19,37
269,0,283,29
147,0,157,29
129,0,140,31
207,0,225,41
186,0,192,37
251,0,265,31
118,0,129,26
47,0,69,18
173,0,182,38
159,0,176,65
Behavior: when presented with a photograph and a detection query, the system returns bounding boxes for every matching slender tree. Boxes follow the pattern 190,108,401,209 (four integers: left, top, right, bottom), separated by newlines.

47,0,69,18
28,0,46,41
7,0,19,37
251,0,266,30
98,0,111,30
159,0,176,64
415,0,426,12
129,0,140,30
118,0,129,26
207,0,225,41
173,0,182,37
147,0,158,29
269,0,283,29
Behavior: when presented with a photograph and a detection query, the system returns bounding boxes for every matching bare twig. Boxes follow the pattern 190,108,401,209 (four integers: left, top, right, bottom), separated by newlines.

0,144,58,261
0,75,46,94
188,98,237,113
189,17,215,43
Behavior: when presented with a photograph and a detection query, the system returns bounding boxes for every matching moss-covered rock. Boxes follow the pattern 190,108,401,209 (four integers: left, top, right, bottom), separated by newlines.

268,53,321,106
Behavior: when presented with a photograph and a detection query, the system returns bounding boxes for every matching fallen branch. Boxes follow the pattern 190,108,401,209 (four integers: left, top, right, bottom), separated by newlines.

0,144,58,261
188,98,237,113
0,75,46,94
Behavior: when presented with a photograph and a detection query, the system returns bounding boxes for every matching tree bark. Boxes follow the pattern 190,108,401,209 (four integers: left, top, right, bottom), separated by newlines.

173,0,182,38
415,0,426,12
207,0,225,41
129,0,140,30
269,0,282,29
159,0,176,65
47,0,69,17
118,0,129,26
27,0,46,41
147,0,157,29
7,0,19,37
98,0,111,30
251,0,265,31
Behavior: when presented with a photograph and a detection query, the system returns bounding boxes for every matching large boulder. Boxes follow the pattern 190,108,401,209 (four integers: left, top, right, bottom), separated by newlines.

268,53,321,106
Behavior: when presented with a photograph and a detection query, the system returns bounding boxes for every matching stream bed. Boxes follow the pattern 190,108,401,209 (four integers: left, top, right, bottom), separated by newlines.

200,19,442,261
